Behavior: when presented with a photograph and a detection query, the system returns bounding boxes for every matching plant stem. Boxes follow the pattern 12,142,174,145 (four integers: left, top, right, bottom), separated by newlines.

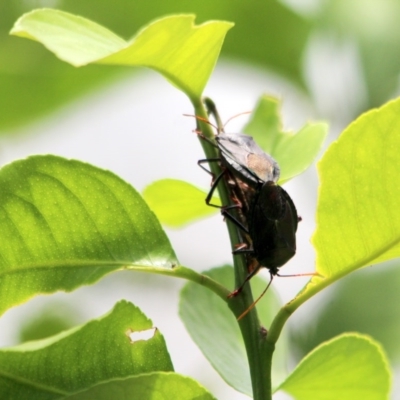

192,98,272,400
267,273,340,346
125,264,230,300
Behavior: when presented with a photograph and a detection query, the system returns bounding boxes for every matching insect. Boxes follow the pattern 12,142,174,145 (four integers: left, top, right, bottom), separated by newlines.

195,98,299,318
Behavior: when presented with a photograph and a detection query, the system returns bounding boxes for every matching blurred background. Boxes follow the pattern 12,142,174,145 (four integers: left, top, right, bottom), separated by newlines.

1,1,400,399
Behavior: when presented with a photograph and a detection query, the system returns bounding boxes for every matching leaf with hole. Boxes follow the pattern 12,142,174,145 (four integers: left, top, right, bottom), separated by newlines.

0,301,173,399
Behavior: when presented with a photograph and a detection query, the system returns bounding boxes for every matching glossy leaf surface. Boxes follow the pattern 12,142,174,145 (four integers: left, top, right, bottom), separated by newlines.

65,373,216,400
0,301,173,399
3,1,310,131
143,179,220,227
10,9,233,101
279,334,391,400
313,98,400,277
0,155,177,315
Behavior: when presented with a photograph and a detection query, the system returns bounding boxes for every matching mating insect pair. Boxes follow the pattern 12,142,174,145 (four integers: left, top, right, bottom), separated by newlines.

193,98,299,318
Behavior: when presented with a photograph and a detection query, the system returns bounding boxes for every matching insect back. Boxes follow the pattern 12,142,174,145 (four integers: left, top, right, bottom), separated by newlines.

216,131,280,187
247,182,298,276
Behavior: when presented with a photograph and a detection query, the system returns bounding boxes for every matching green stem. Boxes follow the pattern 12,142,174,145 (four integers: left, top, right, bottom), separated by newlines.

268,273,339,340
125,264,230,301
192,97,272,400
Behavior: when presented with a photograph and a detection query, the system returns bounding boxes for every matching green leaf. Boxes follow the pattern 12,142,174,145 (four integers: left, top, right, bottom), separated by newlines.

143,179,220,227
179,266,284,396
3,1,310,131
1,4,128,132
0,155,177,315
64,372,216,400
0,301,173,399
10,9,233,100
278,333,391,400
291,264,400,364
243,95,328,184
312,98,400,277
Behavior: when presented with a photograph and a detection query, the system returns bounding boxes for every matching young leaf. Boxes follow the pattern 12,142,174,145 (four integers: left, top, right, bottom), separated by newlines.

64,372,216,400
243,95,327,183
312,98,400,277
0,155,177,315
278,333,391,400
143,179,220,227
179,266,285,396
10,9,233,100
0,301,173,399
3,1,311,132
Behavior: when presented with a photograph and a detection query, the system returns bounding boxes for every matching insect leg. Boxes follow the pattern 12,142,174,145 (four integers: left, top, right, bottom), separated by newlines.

198,159,227,209
221,207,249,233
197,158,220,177
237,272,275,320
228,263,262,298
198,158,249,234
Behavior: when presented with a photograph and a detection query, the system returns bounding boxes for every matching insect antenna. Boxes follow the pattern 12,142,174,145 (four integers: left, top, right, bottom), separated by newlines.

236,270,319,321
183,114,219,132
184,98,251,140
276,272,318,278
223,111,252,129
